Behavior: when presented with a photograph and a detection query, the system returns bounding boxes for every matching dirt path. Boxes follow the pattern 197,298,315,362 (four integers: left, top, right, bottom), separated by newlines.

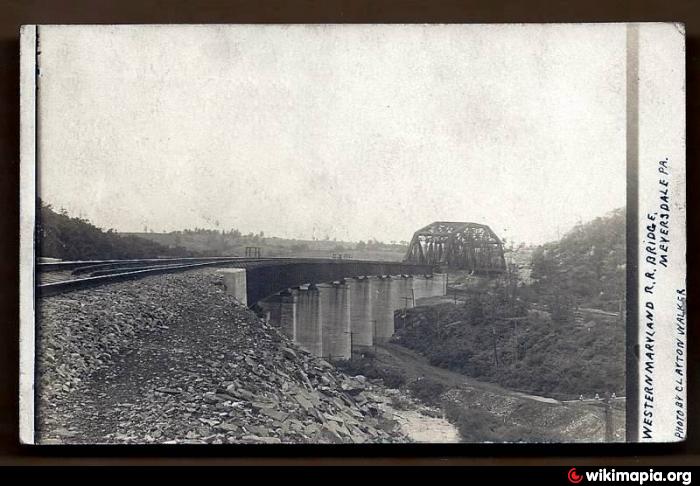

375,343,625,442
376,343,561,405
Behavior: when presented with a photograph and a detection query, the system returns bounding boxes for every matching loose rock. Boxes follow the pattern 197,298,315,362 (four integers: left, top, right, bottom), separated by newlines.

36,270,410,444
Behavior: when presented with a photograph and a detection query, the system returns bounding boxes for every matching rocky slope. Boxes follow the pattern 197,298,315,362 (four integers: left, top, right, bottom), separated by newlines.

36,270,410,444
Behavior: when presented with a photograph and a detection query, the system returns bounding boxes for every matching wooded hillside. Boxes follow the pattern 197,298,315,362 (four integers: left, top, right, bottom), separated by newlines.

529,207,626,312
37,202,196,260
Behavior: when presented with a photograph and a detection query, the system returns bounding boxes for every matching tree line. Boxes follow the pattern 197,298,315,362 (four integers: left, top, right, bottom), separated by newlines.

37,201,197,260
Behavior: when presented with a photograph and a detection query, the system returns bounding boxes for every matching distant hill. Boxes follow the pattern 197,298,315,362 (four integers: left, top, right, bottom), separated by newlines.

123,230,408,261
37,202,197,260
36,202,409,262
529,207,626,312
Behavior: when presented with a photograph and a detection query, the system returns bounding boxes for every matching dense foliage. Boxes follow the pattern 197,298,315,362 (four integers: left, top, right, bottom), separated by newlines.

37,201,196,260
529,208,626,312
393,295,625,400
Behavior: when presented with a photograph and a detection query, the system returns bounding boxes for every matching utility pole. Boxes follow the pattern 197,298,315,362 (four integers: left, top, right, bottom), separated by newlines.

401,295,412,331
492,325,499,368
436,308,441,340
372,320,377,354
503,316,526,362
342,330,354,360
604,397,613,442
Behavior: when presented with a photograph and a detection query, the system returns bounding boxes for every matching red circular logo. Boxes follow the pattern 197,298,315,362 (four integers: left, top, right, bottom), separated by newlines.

568,468,583,484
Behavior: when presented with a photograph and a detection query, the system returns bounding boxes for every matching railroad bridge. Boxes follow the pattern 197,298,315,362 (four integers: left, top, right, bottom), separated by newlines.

404,221,506,273
38,257,442,362
38,257,434,304
38,222,508,359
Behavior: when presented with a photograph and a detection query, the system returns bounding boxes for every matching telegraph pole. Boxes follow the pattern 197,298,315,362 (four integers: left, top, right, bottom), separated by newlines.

492,325,499,368
436,308,441,340
372,320,377,354
342,330,354,360
604,397,613,442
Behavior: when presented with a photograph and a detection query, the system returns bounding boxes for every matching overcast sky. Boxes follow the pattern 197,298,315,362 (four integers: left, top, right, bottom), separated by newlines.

37,24,626,245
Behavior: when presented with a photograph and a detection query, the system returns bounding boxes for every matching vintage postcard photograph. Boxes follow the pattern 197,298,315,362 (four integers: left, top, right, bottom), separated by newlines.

19,23,685,445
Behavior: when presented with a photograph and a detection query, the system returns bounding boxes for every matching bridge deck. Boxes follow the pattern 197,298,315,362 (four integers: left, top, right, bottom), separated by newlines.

37,257,434,303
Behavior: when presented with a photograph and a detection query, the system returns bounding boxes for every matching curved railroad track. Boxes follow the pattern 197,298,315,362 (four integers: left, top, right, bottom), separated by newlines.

37,257,321,297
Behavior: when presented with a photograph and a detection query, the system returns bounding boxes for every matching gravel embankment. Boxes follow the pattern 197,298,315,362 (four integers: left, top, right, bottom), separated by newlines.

36,270,408,444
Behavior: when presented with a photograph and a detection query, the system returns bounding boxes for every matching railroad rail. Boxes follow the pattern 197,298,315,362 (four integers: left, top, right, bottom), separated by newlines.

37,257,310,297
38,256,246,272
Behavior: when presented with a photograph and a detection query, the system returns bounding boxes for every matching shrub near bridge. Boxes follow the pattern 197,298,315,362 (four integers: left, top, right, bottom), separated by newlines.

407,377,448,406
335,354,406,389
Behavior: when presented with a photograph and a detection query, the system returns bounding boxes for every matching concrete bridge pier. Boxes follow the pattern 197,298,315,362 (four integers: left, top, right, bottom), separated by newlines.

411,275,429,302
295,286,323,357
318,282,351,360
279,290,297,341
218,268,248,306
258,290,298,339
348,277,373,351
370,276,394,344
411,273,448,302
433,273,448,296
253,268,446,359
257,293,282,329
393,275,414,311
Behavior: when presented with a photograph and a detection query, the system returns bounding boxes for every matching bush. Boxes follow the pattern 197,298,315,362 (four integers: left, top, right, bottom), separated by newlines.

408,378,447,405
443,400,561,443
382,370,407,389
443,401,503,442
335,356,406,389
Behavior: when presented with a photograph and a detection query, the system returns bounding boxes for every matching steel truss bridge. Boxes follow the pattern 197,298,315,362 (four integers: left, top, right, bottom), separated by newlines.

404,221,506,273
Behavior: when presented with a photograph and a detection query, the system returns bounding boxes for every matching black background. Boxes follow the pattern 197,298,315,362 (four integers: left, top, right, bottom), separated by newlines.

0,0,697,465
